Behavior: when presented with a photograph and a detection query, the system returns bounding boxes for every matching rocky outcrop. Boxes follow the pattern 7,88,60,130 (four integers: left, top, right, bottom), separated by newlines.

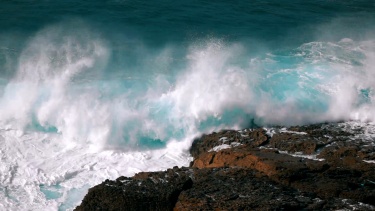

76,122,375,210
75,167,193,211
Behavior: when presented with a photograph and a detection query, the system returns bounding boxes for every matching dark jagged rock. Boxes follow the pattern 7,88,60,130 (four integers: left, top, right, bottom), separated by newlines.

189,128,268,158
75,167,193,211
76,122,375,211
269,133,319,154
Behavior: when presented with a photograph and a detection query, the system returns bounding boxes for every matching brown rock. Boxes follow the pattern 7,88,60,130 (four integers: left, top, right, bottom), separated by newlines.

76,123,375,211
192,148,308,180
269,133,318,154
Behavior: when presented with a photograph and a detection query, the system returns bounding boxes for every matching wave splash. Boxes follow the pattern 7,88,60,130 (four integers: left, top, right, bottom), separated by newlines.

0,21,375,209
2,24,375,148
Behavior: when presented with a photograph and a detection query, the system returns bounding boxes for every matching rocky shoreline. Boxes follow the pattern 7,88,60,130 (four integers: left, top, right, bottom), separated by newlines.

75,122,375,210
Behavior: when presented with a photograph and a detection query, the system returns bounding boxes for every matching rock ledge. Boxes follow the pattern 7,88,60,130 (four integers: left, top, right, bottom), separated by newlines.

76,123,375,211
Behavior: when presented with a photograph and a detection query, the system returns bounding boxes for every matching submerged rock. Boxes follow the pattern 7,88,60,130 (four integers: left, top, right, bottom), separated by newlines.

76,122,375,211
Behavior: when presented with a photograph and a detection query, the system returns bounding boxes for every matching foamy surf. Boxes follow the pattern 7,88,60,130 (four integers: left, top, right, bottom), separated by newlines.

0,128,193,210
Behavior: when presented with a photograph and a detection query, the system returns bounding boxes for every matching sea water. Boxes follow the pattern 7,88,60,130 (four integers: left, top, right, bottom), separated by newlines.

0,1,375,210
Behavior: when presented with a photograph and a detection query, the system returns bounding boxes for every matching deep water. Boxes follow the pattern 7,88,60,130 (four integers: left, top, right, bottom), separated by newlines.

0,1,375,210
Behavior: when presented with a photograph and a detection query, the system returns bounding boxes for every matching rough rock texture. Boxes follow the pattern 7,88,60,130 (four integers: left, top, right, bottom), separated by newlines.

76,122,375,211
75,166,193,211
175,168,319,211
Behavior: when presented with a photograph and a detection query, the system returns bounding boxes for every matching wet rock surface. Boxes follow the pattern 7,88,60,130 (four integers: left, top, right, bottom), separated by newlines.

76,122,375,211
75,167,193,211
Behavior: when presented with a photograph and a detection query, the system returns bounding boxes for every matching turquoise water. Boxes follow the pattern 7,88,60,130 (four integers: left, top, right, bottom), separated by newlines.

39,184,63,200
0,2,375,209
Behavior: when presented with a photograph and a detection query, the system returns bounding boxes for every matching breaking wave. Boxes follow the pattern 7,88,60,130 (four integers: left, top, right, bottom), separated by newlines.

0,17,375,210
1,23,375,150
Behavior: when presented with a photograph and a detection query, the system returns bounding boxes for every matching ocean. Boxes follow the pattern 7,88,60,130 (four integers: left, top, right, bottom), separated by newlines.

0,1,375,210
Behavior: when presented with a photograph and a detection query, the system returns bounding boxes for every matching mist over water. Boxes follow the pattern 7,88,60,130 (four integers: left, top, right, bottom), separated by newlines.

0,1,375,210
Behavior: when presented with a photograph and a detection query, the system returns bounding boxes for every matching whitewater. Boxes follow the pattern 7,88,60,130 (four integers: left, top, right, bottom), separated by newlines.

1,1,375,210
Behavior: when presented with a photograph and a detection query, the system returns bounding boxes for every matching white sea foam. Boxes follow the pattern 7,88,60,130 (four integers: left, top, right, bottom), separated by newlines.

0,128,193,210
278,150,325,161
209,142,242,152
209,144,231,152
0,22,195,210
279,128,307,135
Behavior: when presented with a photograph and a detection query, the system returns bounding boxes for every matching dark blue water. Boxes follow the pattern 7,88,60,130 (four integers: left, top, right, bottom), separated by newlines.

2,1,374,41
1,1,374,53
